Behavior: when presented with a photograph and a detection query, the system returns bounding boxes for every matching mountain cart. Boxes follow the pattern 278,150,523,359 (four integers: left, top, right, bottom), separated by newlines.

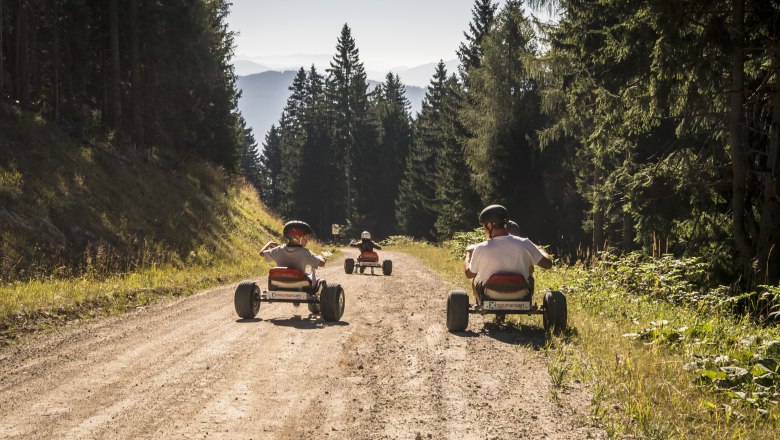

344,251,392,276
234,267,345,321
445,273,566,334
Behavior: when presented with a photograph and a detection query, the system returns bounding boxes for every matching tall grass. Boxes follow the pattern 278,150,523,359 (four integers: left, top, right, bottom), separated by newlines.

388,238,780,439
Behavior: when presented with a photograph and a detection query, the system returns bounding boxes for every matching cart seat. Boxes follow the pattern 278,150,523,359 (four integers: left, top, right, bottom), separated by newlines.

483,273,530,300
268,267,311,289
358,251,379,262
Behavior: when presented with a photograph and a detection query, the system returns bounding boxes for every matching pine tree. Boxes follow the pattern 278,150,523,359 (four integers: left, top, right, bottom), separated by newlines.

277,68,309,219
433,75,481,239
325,23,376,230
300,65,333,235
462,1,552,241
457,0,499,81
259,124,283,211
238,117,263,191
371,72,413,238
396,61,449,239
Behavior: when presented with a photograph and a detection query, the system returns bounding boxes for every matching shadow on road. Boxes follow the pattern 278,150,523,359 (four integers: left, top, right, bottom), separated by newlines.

267,315,350,329
448,330,481,338
235,318,262,323
481,323,547,349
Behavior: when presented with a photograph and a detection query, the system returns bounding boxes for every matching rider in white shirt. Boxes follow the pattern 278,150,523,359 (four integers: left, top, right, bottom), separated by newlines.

464,205,552,305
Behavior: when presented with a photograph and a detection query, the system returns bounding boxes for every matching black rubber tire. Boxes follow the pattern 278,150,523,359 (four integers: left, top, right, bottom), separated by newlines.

446,290,469,332
382,260,392,276
321,284,345,322
235,281,260,319
359,266,365,274
344,258,355,274
543,290,567,334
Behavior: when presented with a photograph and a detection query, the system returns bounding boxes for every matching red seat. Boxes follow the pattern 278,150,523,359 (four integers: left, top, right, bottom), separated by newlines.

268,267,311,289
358,251,379,262
484,273,528,292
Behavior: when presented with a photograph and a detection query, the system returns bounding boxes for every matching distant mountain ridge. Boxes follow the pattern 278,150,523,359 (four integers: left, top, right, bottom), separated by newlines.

237,71,428,144
233,56,459,87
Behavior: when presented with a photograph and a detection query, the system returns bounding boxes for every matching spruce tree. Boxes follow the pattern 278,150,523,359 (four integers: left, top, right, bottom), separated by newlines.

277,68,308,219
462,1,549,241
396,61,449,239
259,124,283,211
237,116,263,191
457,0,499,81
433,75,481,239
325,23,376,230
372,72,413,238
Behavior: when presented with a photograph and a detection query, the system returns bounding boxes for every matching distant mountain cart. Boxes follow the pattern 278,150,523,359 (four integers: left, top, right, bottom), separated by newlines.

344,251,392,276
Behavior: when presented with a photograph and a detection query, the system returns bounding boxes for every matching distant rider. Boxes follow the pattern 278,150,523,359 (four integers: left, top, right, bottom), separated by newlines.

464,205,552,305
349,231,382,253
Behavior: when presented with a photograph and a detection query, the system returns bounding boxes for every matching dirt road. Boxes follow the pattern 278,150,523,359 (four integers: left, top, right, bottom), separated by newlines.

0,250,602,439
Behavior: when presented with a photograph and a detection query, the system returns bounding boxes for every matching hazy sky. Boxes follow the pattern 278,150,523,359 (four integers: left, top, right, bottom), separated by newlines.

226,0,516,71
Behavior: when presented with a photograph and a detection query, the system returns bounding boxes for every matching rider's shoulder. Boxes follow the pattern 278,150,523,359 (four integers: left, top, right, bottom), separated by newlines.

469,240,489,250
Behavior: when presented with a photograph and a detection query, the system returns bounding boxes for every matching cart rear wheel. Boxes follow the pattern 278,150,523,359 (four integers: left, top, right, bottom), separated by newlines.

321,284,345,322
235,281,260,319
382,260,392,276
543,290,567,334
446,290,469,332
344,258,355,274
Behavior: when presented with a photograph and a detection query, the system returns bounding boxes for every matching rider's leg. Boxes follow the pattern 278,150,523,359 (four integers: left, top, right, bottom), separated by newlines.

471,278,484,306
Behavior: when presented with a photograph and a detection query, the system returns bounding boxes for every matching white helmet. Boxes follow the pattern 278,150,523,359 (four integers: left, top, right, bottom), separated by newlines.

361,231,371,239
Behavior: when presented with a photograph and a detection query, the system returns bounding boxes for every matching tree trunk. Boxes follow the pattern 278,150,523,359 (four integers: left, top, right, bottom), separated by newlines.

622,207,633,252
14,0,29,104
109,0,121,131
52,2,59,120
592,206,604,257
130,0,144,155
729,0,753,274
756,44,780,283
1,0,4,95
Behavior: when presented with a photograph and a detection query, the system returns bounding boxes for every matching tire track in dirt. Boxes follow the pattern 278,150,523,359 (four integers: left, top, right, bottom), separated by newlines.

0,250,603,439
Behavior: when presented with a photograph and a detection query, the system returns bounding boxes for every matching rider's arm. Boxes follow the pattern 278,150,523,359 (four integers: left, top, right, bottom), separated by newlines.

530,242,553,269
349,240,358,247
464,247,478,279
307,249,326,268
260,240,278,254
372,240,382,250
537,255,553,269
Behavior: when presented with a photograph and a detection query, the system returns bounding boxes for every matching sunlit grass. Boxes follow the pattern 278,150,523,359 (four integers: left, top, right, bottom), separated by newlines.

392,241,780,439
0,258,266,320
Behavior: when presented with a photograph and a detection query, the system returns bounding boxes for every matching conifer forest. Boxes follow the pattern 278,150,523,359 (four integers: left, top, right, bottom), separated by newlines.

1,0,779,288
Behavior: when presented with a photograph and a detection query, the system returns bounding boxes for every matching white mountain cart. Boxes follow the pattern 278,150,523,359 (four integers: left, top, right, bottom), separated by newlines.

234,267,345,321
445,273,566,333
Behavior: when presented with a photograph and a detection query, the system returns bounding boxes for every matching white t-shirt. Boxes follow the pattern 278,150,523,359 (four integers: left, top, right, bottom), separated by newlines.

467,235,545,281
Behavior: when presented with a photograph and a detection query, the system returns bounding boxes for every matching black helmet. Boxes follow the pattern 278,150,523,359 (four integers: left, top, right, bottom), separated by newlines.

507,220,521,236
283,220,313,241
479,204,508,227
